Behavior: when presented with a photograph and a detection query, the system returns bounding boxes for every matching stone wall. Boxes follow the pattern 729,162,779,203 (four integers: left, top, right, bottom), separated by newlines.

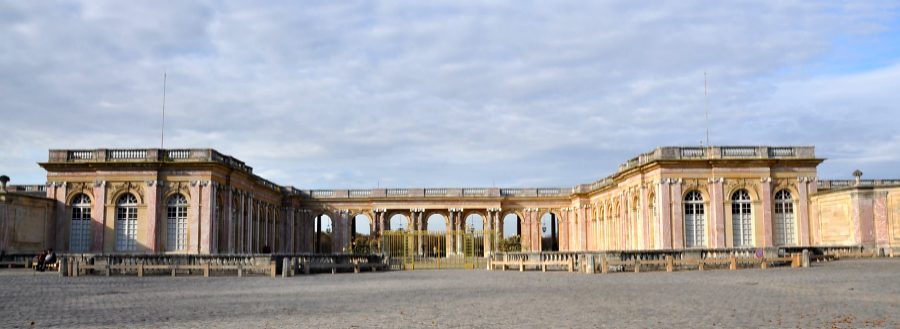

0,191,56,253
811,185,900,254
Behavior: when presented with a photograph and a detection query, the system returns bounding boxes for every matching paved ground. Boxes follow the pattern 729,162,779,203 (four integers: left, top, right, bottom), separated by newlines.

0,259,897,328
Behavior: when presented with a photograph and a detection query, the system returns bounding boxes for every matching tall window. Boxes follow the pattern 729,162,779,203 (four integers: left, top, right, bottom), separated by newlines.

166,194,188,251
774,190,795,246
115,193,138,251
69,194,92,252
684,191,705,248
731,189,753,247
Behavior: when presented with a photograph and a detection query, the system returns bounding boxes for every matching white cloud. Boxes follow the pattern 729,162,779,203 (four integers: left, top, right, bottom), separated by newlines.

1,1,898,187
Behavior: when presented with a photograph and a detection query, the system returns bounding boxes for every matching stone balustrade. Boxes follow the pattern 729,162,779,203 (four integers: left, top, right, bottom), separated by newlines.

50,148,254,174
296,187,568,199
817,179,900,190
46,148,289,193
46,146,817,200
581,146,817,195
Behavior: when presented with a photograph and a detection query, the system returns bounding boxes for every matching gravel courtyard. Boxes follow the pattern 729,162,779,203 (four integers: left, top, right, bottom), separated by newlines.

1,259,897,328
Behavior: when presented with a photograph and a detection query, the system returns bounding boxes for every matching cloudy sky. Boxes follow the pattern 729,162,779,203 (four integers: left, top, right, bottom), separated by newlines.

2,1,899,189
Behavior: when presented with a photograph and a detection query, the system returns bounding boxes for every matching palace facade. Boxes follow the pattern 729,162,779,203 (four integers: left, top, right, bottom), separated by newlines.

1,146,898,256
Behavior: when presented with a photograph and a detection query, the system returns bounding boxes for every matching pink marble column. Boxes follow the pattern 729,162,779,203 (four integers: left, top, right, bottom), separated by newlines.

759,178,773,248
808,181,819,245
640,185,649,250
145,180,161,252
559,212,569,251
483,211,493,256
91,181,106,252
520,211,529,251
586,209,594,251
659,180,673,249
284,208,292,253
606,206,613,250
532,211,541,251
188,181,201,254
671,182,684,250
710,179,726,248
567,210,575,250
578,207,586,251
619,195,626,250
798,179,811,246
200,182,214,254
223,187,234,253
239,194,247,253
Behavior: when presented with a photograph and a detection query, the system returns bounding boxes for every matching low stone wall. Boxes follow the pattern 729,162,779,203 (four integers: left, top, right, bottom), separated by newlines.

59,253,388,277
489,246,883,274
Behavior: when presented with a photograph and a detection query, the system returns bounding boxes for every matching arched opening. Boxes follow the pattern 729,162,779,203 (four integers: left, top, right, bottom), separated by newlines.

499,213,521,252
774,190,795,246
464,214,484,232
424,214,447,257
540,212,559,251
731,189,753,247
314,214,333,253
69,193,92,252
464,214,485,256
351,214,374,254
115,193,139,252
389,214,409,231
684,191,705,248
426,214,447,232
166,193,189,252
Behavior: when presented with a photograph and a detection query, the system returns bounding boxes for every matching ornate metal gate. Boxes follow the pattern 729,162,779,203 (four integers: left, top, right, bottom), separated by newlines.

379,230,491,270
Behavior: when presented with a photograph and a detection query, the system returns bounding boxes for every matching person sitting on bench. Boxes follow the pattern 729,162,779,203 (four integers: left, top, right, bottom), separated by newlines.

34,250,47,271
43,249,57,271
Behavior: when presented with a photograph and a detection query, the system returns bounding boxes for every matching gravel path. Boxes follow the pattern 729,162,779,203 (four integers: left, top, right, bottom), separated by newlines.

1,259,897,328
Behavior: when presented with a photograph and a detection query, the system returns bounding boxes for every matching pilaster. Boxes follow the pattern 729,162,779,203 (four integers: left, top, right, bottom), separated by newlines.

91,181,105,252
798,178,811,246
200,181,216,254
143,180,160,252
759,177,773,247
188,180,201,254
710,178,726,248
671,180,683,249
659,180,672,249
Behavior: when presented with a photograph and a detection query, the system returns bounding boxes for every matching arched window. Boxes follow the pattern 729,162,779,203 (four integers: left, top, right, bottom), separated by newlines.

684,191,705,248
731,189,753,247
166,194,188,251
115,193,138,251
69,194,92,252
774,190,795,246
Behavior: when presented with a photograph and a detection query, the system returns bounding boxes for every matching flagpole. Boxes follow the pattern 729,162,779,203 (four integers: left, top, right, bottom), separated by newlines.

160,72,167,149
704,71,709,147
